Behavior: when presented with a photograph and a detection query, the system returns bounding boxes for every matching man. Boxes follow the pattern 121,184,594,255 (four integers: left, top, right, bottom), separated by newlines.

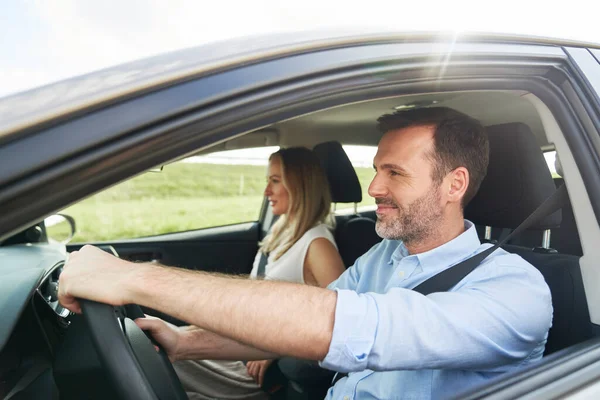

58,107,552,399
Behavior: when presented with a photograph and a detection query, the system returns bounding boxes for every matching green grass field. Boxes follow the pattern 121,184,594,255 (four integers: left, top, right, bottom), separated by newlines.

59,162,376,242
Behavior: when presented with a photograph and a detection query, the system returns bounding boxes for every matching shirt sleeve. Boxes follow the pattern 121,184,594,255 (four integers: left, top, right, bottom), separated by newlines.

327,263,359,291
328,241,381,290
320,259,553,373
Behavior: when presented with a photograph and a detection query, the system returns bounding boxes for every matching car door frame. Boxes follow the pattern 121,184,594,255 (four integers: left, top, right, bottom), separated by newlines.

456,45,600,399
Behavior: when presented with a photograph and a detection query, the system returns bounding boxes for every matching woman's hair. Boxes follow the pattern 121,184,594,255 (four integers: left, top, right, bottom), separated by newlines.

260,147,333,260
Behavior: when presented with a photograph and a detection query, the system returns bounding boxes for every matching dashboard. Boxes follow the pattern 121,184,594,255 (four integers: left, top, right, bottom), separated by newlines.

37,263,70,319
0,238,130,399
0,243,70,398
0,243,68,351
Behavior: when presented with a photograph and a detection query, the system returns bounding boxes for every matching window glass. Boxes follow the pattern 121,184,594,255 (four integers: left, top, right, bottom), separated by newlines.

334,148,561,218
335,145,377,212
543,150,560,178
61,147,279,242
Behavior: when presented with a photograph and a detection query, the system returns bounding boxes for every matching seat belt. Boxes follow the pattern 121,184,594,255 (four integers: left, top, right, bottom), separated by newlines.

4,360,51,399
332,184,568,385
412,184,567,295
256,251,269,278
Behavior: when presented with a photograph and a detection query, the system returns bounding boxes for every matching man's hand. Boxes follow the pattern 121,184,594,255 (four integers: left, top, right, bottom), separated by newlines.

135,316,184,362
58,245,141,313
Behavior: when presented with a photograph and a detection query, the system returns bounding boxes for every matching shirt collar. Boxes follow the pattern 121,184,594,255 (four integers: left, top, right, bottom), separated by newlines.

389,220,481,270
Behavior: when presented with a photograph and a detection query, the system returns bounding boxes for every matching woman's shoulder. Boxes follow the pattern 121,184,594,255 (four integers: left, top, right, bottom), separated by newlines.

301,223,335,243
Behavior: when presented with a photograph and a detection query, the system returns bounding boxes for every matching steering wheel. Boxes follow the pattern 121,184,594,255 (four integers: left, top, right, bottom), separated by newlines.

80,300,188,400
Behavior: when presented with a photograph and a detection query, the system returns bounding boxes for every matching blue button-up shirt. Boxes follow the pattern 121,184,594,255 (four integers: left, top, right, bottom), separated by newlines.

321,220,552,399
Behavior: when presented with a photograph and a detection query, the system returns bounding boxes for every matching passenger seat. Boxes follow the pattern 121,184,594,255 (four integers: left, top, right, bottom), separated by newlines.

313,141,381,267
262,143,382,399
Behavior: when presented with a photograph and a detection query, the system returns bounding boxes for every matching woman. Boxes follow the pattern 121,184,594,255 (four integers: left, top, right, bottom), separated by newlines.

174,147,345,400
250,146,345,285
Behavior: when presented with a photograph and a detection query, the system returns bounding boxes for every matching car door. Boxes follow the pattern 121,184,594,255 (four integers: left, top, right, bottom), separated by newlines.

68,224,260,275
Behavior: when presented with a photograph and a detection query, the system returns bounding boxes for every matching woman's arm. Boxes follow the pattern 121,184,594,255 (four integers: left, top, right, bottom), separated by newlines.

135,316,279,361
303,238,345,287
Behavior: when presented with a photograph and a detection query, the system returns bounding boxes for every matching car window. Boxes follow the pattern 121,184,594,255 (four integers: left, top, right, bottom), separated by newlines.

337,147,563,213
60,147,279,243
340,147,560,213
335,145,377,212
544,150,560,178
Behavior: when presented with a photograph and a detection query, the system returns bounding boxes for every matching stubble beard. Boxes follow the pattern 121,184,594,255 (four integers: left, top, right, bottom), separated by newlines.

375,187,443,246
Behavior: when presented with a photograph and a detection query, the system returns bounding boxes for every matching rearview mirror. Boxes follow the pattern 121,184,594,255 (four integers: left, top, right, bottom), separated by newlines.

45,214,76,244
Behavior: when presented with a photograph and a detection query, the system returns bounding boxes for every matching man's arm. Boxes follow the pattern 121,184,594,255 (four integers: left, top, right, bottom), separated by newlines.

60,245,552,374
59,245,337,361
321,261,552,373
134,316,277,361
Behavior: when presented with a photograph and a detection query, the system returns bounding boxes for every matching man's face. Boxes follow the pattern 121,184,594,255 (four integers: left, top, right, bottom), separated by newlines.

368,125,445,244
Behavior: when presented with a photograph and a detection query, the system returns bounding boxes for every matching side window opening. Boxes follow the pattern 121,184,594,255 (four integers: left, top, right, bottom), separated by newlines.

539,149,582,255
335,145,377,213
337,147,560,214
60,147,279,243
544,150,560,178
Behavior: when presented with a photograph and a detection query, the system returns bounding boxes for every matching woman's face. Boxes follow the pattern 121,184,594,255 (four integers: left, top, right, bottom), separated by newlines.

264,157,290,216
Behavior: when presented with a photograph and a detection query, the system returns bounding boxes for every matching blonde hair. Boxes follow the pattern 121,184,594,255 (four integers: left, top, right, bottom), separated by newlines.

260,147,333,260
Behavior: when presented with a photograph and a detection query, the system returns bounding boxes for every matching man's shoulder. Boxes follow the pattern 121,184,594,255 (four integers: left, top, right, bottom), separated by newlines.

483,245,536,269
471,244,548,287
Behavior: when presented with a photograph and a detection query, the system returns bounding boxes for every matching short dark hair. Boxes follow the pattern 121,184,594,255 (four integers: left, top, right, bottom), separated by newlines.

376,107,489,207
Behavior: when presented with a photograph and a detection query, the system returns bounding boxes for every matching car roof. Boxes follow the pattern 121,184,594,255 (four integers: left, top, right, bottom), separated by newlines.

1,30,598,141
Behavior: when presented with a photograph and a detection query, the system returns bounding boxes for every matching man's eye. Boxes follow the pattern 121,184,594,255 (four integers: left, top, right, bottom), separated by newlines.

390,170,400,176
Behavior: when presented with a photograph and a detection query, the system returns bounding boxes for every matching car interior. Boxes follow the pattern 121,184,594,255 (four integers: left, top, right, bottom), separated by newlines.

236,91,586,275
1,88,597,399
200,90,594,398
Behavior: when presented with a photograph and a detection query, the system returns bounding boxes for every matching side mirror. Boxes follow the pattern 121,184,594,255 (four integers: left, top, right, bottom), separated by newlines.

44,214,76,244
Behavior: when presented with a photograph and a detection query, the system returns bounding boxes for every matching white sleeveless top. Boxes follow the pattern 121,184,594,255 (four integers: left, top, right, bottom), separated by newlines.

249,223,336,284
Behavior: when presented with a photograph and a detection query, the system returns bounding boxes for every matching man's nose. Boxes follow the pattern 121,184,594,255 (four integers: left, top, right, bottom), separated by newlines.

368,174,388,199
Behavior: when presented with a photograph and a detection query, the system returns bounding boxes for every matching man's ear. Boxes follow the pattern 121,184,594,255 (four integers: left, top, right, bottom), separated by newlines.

447,167,469,205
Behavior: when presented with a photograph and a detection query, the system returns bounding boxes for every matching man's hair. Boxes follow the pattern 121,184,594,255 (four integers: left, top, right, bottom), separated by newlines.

377,107,489,207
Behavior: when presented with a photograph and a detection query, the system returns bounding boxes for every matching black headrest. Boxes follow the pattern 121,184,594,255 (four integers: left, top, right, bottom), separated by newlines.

336,217,382,267
465,123,561,230
313,141,362,203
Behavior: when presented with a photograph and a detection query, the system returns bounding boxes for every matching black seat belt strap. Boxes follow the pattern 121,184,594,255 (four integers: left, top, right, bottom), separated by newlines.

412,184,568,296
5,360,50,400
256,251,269,278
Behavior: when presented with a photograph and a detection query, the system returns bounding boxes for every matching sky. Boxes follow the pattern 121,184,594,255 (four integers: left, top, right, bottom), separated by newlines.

1,0,599,99
185,145,379,167
184,145,557,173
